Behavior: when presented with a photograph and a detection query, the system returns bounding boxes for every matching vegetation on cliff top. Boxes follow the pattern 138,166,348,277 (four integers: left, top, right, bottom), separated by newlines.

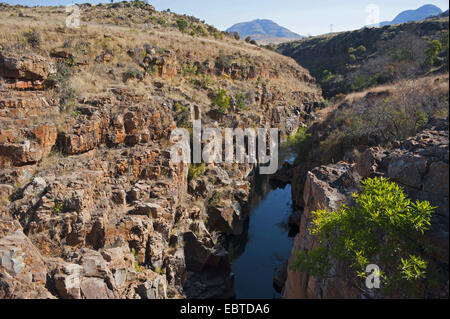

277,18,449,98
291,71,449,170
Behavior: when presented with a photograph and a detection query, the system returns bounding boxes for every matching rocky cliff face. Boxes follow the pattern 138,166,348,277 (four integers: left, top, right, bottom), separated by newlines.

283,119,449,298
0,3,322,299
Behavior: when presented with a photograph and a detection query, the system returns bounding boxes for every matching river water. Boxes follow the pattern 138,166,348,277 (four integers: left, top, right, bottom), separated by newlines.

230,152,297,299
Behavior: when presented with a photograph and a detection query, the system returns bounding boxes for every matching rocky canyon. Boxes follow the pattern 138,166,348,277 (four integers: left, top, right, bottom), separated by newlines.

0,2,448,300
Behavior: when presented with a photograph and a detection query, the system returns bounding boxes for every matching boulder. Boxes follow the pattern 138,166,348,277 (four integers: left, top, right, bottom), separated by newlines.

0,225,52,298
207,200,244,235
0,52,55,81
136,275,168,299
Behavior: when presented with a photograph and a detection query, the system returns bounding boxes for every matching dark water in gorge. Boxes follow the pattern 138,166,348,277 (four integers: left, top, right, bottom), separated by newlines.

230,152,297,299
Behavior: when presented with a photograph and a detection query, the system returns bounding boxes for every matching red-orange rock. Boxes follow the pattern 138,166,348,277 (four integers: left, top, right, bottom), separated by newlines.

32,123,57,155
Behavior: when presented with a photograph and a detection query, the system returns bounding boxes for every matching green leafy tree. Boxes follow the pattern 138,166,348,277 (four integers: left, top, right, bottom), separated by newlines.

291,177,435,296
424,40,442,66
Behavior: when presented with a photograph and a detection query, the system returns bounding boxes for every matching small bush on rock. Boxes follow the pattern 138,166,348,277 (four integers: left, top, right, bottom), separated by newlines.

23,29,41,48
291,177,435,297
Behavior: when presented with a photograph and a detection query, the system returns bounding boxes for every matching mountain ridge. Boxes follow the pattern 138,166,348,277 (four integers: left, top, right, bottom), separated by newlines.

226,19,304,45
379,4,443,26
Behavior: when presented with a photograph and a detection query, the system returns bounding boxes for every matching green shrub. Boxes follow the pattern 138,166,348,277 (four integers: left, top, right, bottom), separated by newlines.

154,266,165,275
193,25,208,37
53,202,64,214
174,102,189,114
350,73,379,92
440,32,449,65
318,129,347,163
209,191,220,206
72,110,82,117
213,30,221,39
212,89,230,113
207,25,222,39
217,50,232,70
199,74,212,89
50,62,77,112
322,69,334,83
122,67,145,82
177,120,193,135
131,248,142,272
235,93,247,110
176,18,189,32
291,177,435,296
156,17,166,25
182,63,198,76
23,29,41,47
188,163,207,181
65,55,78,67
393,47,414,62
131,0,145,8
424,40,442,66
286,126,312,161
356,45,366,54
349,45,366,55
290,247,331,278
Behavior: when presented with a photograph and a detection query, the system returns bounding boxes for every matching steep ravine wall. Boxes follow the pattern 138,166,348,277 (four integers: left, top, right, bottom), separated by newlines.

0,15,324,298
283,119,449,298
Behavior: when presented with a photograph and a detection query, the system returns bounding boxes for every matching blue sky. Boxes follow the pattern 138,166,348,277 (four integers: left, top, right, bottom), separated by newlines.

2,1,449,35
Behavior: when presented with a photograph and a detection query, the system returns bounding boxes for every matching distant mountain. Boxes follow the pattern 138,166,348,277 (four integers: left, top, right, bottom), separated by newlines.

226,19,304,45
434,9,449,18
379,4,443,26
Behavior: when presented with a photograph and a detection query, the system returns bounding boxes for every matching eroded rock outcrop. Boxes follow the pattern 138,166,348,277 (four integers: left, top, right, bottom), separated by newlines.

283,119,449,299
0,52,56,90
0,218,53,298
283,163,363,299
0,2,323,298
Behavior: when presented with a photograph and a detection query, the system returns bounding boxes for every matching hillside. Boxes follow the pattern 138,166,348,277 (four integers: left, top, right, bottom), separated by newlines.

275,12,449,299
227,19,304,45
283,73,449,299
277,17,449,97
0,2,323,299
380,4,443,26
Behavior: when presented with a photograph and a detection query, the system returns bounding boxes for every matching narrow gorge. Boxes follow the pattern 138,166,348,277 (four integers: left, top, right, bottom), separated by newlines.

0,2,448,300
